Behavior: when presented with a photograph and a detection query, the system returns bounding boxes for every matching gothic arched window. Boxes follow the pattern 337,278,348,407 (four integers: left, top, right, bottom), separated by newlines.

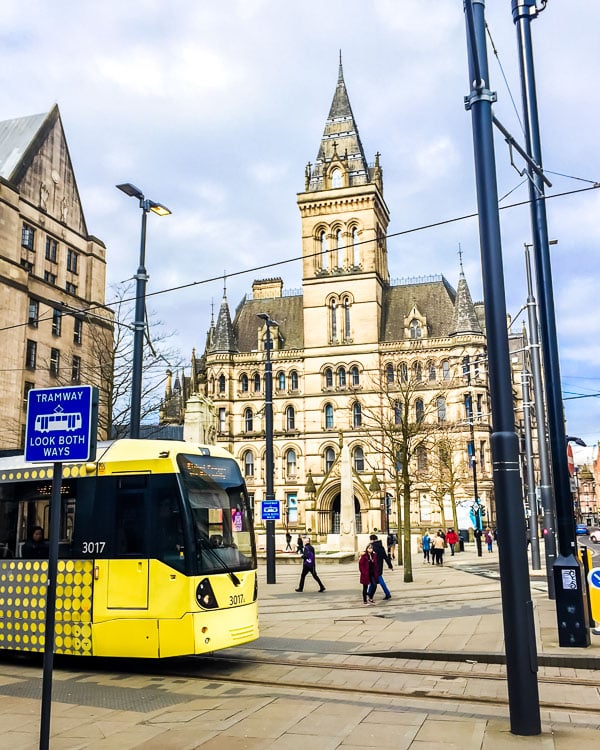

352,401,362,428
325,447,335,473
352,227,360,266
428,362,436,381
393,400,403,425
278,371,286,390
415,398,424,423
338,367,346,387
331,168,342,188
336,229,344,268
218,374,226,393
253,373,261,392
290,370,299,390
324,403,334,429
353,446,365,472
386,363,394,383
437,397,447,423
350,365,360,386
413,362,423,382
243,450,254,477
325,367,333,388
399,363,408,383
409,319,422,339
244,408,253,432
442,360,451,380
330,299,337,340
286,449,297,477
343,297,351,339
320,230,327,268
286,405,296,431
241,373,249,392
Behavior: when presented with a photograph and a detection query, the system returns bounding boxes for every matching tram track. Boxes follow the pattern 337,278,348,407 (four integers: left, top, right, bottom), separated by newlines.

154,651,600,715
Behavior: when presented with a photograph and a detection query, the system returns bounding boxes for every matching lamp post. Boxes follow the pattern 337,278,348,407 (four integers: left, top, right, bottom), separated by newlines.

116,183,171,439
258,313,278,584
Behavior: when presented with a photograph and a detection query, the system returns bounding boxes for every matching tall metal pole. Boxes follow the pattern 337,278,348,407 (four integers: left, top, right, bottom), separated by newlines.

521,366,541,569
512,0,589,645
261,316,276,584
467,393,483,557
463,0,540,734
525,243,557,597
130,206,148,439
39,462,63,750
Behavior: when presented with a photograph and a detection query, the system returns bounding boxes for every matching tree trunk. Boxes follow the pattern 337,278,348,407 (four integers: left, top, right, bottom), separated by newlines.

403,470,413,583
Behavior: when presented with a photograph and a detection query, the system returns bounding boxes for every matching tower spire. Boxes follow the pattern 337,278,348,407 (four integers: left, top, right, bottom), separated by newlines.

338,49,344,83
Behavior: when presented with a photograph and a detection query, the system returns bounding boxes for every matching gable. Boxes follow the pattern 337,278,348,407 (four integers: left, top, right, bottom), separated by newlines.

7,105,87,236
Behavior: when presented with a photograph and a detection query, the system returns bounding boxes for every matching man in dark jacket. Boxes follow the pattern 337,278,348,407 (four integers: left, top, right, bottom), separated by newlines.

295,537,325,592
368,533,393,600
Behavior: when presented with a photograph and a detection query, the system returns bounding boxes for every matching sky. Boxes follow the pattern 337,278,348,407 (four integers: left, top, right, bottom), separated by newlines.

2,0,600,444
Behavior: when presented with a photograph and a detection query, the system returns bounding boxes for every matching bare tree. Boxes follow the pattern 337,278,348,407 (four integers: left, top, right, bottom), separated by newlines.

361,364,446,583
420,426,468,534
80,283,184,438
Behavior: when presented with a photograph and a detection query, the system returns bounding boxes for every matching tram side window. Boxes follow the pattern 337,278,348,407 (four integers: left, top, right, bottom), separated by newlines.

115,493,145,555
155,493,186,572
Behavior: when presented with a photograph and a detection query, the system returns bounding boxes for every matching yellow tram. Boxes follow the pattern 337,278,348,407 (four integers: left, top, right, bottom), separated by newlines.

0,439,258,657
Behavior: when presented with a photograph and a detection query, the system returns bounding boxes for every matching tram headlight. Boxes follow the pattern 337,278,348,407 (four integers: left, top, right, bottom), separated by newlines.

196,578,218,609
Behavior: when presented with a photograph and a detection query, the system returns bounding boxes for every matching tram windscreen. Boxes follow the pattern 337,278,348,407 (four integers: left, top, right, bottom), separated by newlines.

177,454,256,574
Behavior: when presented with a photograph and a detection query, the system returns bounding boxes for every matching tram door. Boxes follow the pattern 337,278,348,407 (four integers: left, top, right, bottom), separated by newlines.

107,486,148,609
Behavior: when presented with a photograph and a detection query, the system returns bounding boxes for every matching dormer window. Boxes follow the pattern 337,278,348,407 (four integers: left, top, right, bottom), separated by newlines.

331,168,342,188
409,319,422,339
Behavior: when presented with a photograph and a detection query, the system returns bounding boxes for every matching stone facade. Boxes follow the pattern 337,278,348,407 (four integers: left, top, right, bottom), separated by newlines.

167,61,532,542
0,105,113,448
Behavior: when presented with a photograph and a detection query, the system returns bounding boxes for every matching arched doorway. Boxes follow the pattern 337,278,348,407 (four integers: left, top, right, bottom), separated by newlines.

331,495,362,534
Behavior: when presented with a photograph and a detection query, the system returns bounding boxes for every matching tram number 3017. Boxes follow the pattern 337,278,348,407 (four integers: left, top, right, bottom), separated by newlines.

82,541,106,554
229,593,245,606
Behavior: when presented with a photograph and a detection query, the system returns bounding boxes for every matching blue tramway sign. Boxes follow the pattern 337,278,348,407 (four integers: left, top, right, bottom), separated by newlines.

25,386,98,463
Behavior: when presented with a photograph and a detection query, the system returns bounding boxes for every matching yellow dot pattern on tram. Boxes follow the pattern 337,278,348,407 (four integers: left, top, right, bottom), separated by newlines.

0,559,93,655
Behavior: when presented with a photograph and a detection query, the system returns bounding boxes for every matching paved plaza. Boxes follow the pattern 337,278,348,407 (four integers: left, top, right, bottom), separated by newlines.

0,543,599,748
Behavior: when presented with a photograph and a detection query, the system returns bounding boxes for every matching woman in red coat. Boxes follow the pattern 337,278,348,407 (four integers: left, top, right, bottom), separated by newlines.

358,543,378,605
446,528,459,556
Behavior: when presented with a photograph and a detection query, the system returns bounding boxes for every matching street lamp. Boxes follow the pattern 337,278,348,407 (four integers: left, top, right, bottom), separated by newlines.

257,312,278,584
116,183,171,439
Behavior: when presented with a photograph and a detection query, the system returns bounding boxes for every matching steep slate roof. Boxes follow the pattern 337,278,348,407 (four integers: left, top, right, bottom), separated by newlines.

233,294,304,353
0,104,88,236
210,295,238,353
0,112,47,179
450,269,483,335
307,55,370,191
381,278,457,341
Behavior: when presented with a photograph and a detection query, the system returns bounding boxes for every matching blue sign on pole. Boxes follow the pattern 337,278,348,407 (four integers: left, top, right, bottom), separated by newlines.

25,386,98,463
261,500,281,521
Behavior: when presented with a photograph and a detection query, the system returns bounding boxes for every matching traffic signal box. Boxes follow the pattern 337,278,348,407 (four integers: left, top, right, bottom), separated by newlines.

553,552,591,647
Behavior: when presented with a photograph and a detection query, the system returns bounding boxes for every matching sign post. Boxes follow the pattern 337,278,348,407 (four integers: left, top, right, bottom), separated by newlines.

25,386,98,750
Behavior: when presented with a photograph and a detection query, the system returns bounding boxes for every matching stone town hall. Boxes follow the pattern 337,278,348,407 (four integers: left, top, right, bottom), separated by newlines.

162,60,500,541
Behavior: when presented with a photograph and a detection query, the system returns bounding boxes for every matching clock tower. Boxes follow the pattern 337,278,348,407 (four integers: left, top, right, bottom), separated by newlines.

297,55,390,350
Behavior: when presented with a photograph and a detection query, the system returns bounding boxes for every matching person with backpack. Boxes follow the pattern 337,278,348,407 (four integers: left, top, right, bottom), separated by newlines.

295,537,325,592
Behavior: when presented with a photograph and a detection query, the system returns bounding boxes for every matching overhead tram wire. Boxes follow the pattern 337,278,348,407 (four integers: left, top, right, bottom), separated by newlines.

0,183,599,337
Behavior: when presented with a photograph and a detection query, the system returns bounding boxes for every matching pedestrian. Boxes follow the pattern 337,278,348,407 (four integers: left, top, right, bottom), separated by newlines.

386,531,394,559
358,543,378,605
296,534,304,554
446,528,459,556
295,537,325,592
484,528,493,553
368,533,393,600
22,526,49,559
285,531,293,551
432,531,445,565
421,530,431,564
